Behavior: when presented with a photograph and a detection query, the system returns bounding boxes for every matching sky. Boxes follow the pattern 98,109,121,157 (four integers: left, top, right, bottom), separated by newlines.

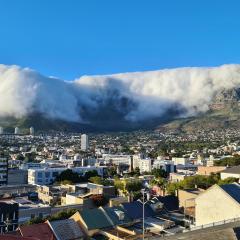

0,0,240,80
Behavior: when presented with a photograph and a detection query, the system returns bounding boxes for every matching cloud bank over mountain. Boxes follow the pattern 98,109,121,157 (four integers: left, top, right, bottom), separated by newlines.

1,64,240,125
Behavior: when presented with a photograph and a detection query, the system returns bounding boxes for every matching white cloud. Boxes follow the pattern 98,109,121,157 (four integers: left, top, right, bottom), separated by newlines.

0,64,240,123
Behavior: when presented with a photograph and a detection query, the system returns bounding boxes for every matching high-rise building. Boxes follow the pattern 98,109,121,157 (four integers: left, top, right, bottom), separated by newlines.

30,126,34,135
0,126,3,134
14,127,20,135
81,134,89,151
0,157,8,186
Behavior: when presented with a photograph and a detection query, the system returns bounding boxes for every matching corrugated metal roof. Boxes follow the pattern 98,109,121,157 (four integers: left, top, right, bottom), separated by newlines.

48,219,84,240
80,208,113,230
103,206,132,225
220,183,240,204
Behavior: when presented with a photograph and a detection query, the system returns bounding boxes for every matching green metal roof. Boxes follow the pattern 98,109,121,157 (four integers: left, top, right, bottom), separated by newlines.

80,208,113,230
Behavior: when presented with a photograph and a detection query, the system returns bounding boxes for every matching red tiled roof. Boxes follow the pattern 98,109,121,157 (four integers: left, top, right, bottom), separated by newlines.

0,235,40,240
19,223,56,240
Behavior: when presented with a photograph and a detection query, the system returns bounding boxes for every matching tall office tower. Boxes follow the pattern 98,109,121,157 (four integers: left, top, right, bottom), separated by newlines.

81,134,89,151
0,127,3,134
0,157,8,186
14,127,20,135
30,126,34,135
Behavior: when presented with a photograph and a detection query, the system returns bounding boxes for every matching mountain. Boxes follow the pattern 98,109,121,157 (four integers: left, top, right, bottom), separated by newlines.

158,88,240,133
1,87,240,134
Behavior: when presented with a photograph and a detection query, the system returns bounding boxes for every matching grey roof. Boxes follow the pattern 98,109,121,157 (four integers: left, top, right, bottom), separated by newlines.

220,183,240,204
48,219,84,240
222,166,240,174
103,206,132,225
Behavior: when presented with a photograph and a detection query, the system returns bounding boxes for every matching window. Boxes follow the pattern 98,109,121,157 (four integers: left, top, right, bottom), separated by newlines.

45,172,50,178
37,172,43,178
52,172,59,177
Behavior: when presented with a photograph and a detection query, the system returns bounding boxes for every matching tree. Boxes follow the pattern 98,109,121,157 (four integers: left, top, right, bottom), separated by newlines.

55,169,83,184
16,154,24,160
114,178,124,191
89,176,112,186
125,180,142,192
48,209,77,221
151,168,167,178
89,176,103,185
90,194,108,207
214,156,240,166
150,177,167,194
84,170,99,180
25,209,78,225
166,182,180,195
218,177,238,185
107,166,117,177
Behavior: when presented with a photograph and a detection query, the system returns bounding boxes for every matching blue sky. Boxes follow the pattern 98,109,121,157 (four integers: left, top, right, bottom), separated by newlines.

0,0,240,80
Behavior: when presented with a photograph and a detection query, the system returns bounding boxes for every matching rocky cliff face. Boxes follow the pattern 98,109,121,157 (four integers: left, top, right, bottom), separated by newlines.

209,88,240,110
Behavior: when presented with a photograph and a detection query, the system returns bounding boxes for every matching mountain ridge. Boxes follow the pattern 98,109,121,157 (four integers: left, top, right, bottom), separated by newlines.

1,87,240,133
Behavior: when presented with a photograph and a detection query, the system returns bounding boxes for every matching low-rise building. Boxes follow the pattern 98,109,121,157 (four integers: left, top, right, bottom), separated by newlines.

47,219,85,240
172,157,189,166
169,173,189,182
28,166,107,185
0,200,18,233
8,169,28,185
65,192,94,208
221,166,240,180
18,223,56,240
197,166,226,176
87,183,115,198
178,189,204,217
70,208,114,237
139,159,152,173
195,183,240,226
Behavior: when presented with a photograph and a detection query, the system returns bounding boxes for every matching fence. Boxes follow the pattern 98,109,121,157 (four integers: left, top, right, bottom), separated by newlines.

186,217,240,232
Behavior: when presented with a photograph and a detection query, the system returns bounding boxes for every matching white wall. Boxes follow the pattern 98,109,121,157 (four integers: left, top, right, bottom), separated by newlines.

195,185,240,226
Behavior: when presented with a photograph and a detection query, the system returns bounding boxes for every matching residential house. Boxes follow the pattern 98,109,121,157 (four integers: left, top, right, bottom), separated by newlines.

70,208,113,236
178,188,204,209
18,223,56,240
101,206,132,226
47,219,85,240
87,183,115,198
121,201,155,221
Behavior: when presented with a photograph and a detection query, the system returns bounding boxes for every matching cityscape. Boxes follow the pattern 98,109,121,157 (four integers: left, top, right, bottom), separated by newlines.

1,1,240,240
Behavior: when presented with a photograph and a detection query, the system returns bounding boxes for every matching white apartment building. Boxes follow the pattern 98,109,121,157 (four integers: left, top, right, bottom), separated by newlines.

102,154,131,165
139,159,152,173
14,127,20,135
132,154,145,169
81,134,89,151
172,157,189,165
28,166,107,185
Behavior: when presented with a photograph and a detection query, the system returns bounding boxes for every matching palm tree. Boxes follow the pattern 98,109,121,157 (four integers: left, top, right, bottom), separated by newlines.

150,177,167,196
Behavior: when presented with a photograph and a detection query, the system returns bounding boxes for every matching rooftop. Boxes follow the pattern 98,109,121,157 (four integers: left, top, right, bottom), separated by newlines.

48,219,84,240
19,223,56,240
222,165,240,174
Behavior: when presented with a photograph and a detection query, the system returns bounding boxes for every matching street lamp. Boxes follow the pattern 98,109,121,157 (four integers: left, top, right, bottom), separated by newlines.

141,188,150,240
